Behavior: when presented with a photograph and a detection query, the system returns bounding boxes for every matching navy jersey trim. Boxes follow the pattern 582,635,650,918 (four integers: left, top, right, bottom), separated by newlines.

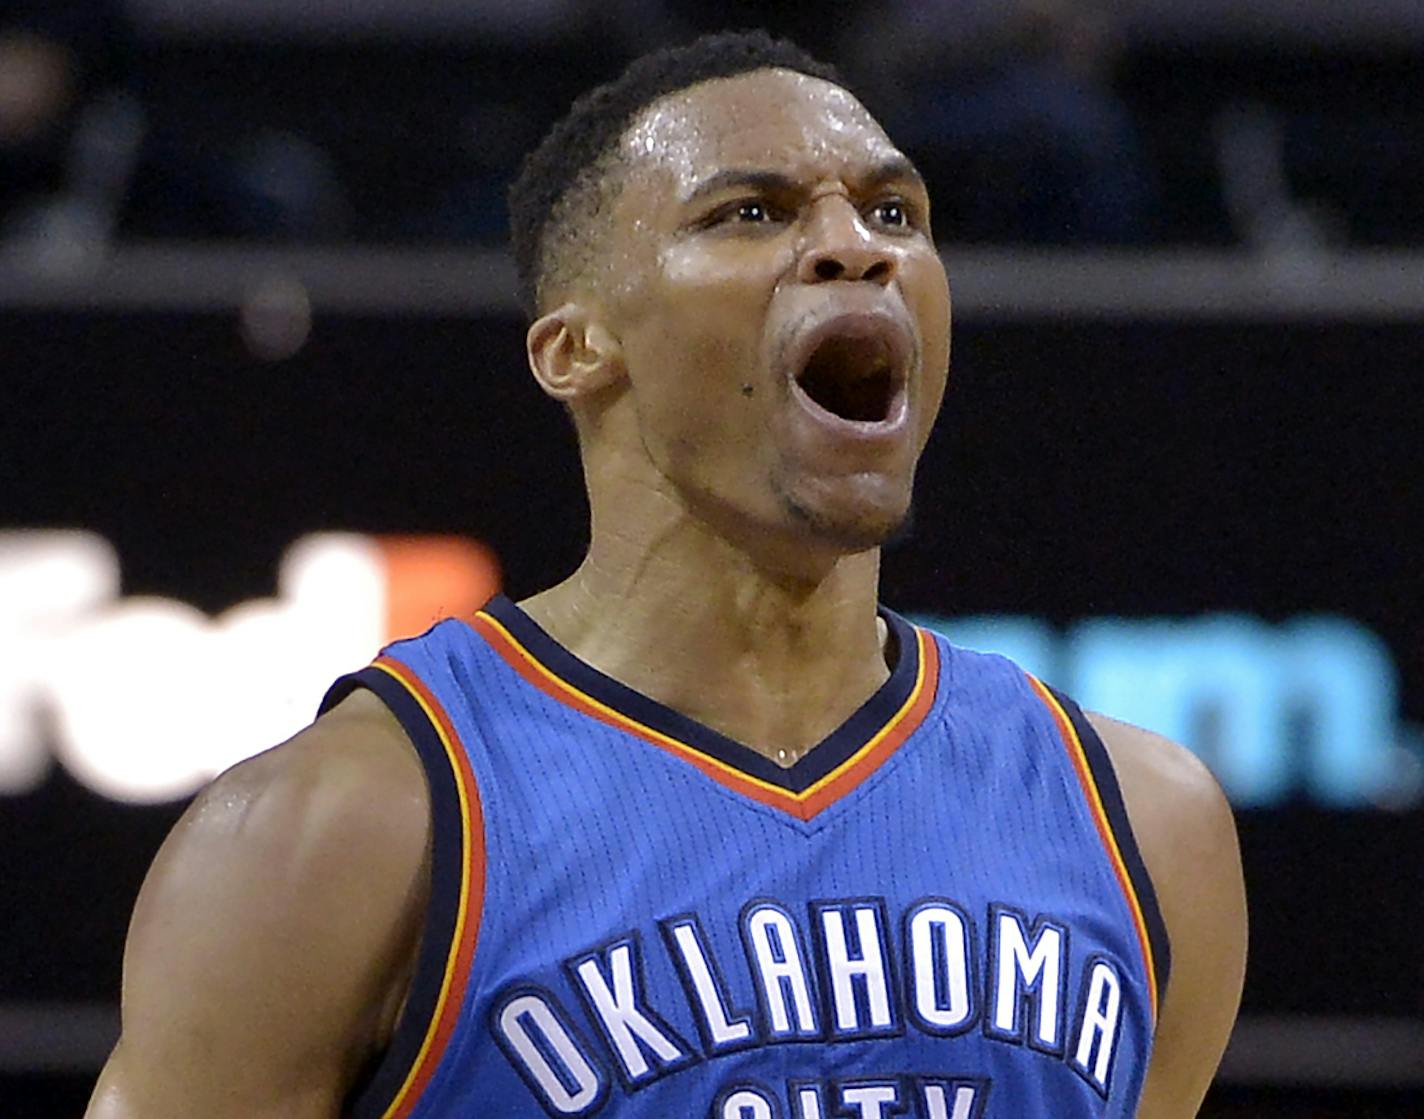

320,666,474,1119
477,594,921,795
1045,685,1173,1014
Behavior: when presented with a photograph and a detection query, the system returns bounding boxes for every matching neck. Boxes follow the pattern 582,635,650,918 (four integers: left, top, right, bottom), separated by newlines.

520,488,890,767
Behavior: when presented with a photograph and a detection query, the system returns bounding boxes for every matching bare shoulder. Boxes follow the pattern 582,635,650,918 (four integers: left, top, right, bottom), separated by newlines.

1084,712,1236,864
149,689,432,963
1084,713,1247,1118
234,687,431,861
87,690,431,1119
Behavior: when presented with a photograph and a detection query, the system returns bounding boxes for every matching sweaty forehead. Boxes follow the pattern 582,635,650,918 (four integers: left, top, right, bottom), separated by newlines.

619,69,900,197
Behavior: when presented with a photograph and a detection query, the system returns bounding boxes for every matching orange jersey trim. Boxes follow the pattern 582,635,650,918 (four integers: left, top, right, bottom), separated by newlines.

371,656,487,1118
470,612,940,823
1026,674,1161,1023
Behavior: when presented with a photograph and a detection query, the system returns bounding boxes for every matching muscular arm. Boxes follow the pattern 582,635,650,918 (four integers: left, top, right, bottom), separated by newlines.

85,692,431,1119
1088,714,1248,1119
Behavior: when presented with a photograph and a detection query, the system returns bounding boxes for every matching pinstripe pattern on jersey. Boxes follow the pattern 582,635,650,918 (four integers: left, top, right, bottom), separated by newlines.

468,601,939,822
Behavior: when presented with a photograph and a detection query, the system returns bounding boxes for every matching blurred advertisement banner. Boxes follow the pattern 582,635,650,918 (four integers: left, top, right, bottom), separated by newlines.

2,528,1412,810
0,530,498,802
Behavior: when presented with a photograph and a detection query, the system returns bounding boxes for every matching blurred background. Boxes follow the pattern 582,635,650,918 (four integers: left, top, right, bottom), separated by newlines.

2,1,1422,1115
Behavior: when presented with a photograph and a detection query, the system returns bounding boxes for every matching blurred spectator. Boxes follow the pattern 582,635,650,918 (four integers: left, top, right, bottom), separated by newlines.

398,100,541,246
120,122,351,243
2,0,350,259
7,2,1417,253
0,0,136,245
1284,106,1423,247
655,0,869,62
842,0,1157,246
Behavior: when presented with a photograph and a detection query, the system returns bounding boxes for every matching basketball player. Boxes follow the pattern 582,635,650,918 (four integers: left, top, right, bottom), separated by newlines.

86,31,1245,1119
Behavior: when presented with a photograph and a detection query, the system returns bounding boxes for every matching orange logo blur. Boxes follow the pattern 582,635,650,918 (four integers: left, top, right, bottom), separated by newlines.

377,535,502,641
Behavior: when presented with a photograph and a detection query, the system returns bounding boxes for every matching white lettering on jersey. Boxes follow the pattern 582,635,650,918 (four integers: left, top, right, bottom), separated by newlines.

720,1087,775,1118
1071,959,1124,1093
908,902,974,1031
496,992,604,1114
794,1085,826,1119
572,941,687,1083
992,909,1065,1051
820,905,895,1034
922,1083,981,1119
664,918,753,1051
743,904,819,1038
840,1083,901,1119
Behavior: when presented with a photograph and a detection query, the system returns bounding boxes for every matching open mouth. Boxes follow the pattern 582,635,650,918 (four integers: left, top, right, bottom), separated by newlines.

794,333,902,424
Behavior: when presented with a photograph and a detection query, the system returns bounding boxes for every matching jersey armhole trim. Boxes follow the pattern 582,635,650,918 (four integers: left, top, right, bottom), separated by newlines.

320,657,487,1119
1026,675,1172,1025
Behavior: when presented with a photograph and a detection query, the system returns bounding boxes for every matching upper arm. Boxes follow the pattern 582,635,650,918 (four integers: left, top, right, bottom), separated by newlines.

86,693,431,1119
1086,713,1248,1119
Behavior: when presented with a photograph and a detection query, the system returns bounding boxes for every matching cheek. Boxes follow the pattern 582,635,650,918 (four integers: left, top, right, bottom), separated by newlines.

905,259,952,411
621,291,780,487
635,347,763,465
657,240,790,328
627,242,786,411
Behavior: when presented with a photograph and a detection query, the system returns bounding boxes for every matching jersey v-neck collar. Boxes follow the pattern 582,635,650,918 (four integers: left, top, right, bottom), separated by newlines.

466,594,940,822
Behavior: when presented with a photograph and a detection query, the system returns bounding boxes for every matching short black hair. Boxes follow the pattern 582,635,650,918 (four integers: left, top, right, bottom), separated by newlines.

507,30,843,318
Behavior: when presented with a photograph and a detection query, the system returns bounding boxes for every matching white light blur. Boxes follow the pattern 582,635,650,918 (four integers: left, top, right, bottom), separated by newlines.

239,274,313,363
47,597,219,803
0,531,119,794
207,535,387,773
21,532,387,804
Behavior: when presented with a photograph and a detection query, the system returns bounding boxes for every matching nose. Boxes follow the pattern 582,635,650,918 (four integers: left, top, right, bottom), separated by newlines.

796,195,897,287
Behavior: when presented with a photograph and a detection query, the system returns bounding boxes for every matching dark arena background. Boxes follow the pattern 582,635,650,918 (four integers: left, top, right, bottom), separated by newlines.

2,3,1422,1116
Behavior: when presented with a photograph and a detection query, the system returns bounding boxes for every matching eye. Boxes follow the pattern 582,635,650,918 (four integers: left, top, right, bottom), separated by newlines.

731,200,774,224
700,198,787,229
869,199,911,229
692,198,786,235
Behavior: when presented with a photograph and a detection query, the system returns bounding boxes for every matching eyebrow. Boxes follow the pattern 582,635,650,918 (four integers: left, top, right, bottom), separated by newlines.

681,157,927,206
861,156,927,195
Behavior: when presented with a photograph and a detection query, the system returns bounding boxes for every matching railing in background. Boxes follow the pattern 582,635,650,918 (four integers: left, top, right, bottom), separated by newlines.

2,245,1424,320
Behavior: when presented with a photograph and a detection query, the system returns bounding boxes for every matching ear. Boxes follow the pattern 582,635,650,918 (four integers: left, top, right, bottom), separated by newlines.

526,303,626,403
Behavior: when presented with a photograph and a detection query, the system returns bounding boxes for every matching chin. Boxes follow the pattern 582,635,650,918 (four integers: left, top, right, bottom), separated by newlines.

779,479,913,555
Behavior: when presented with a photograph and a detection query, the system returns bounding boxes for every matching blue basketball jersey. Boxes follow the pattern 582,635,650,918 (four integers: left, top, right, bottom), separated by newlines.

321,596,1169,1119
